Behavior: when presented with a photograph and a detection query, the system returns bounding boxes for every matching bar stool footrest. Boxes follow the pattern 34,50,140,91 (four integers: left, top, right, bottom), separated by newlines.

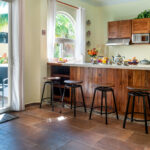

126,112,150,122
41,97,52,101
93,110,116,115
41,97,62,103
92,106,114,110
127,117,150,122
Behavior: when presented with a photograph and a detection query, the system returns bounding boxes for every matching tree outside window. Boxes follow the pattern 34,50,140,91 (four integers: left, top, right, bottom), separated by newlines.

54,12,75,58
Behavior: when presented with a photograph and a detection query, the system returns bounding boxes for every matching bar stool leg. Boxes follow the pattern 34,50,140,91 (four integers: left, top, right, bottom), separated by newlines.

112,90,119,120
131,96,135,122
40,83,46,108
61,85,66,108
71,88,73,109
51,83,54,111
104,91,108,124
73,87,76,117
58,84,62,100
89,89,97,120
80,86,86,112
50,84,52,106
101,91,104,115
58,84,62,113
143,96,148,134
2,89,4,107
123,94,131,128
147,95,150,109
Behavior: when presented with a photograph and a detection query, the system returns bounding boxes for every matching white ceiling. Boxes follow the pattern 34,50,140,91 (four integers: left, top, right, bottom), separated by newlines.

80,0,140,6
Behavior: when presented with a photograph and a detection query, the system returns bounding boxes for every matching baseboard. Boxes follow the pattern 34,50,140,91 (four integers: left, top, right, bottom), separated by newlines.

25,103,40,108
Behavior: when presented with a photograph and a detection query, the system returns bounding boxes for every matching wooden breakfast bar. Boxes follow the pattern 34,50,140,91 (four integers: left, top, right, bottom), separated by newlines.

47,62,150,117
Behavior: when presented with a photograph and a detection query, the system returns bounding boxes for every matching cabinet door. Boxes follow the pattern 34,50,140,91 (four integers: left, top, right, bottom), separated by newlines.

119,20,132,38
108,21,119,38
132,18,150,34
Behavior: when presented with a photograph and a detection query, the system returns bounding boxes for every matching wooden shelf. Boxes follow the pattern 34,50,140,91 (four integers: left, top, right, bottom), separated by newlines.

54,95,70,101
49,65,71,103
54,84,65,88
52,74,70,78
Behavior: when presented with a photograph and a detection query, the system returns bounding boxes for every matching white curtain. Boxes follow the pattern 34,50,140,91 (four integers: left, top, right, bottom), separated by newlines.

75,7,86,62
11,0,25,111
47,0,56,61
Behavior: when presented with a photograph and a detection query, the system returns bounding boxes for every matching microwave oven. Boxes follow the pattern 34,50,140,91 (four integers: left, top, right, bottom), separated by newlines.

132,33,150,44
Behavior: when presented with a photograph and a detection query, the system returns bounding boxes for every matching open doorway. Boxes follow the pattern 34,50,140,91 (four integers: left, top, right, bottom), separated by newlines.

0,1,11,111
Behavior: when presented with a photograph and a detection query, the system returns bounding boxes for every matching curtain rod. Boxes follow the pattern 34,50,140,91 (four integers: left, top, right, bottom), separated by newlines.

56,0,79,9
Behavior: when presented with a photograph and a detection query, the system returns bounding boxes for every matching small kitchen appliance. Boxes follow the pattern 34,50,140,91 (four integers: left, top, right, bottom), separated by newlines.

132,33,150,44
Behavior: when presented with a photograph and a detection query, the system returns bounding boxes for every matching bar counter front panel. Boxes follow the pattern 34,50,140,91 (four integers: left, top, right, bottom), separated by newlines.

48,63,150,117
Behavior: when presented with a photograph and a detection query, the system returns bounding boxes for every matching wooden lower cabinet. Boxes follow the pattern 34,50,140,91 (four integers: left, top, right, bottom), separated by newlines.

70,67,150,116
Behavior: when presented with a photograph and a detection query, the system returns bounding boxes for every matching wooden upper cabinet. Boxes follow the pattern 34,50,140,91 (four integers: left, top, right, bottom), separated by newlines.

108,20,132,39
108,21,119,39
118,20,132,38
132,18,150,34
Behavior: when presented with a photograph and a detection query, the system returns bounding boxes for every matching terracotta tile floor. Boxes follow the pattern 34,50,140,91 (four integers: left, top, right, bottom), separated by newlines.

0,105,150,150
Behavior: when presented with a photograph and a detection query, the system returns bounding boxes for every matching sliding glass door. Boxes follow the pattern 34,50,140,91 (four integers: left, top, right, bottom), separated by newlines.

0,1,11,111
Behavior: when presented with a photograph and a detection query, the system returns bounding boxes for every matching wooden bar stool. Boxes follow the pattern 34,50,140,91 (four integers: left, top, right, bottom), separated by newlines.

123,86,150,134
61,80,86,117
89,83,119,124
40,77,62,111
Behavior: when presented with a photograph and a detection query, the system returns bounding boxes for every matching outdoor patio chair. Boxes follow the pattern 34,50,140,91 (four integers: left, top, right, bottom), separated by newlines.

0,66,8,107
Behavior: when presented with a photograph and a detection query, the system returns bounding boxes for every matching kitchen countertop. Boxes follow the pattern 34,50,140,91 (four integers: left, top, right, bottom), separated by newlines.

47,62,150,70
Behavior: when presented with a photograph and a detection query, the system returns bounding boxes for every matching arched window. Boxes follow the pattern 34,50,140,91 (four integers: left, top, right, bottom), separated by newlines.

54,12,75,58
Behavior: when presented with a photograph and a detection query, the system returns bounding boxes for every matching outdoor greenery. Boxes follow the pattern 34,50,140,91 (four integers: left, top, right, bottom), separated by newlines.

0,2,8,32
54,13,75,58
136,10,150,19
55,13,75,39
0,14,8,31
54,43,60,58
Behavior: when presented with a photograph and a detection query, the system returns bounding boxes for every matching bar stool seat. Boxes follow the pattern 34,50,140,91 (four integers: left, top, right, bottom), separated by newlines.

40,76,62,111
64,80,83,86
97,83,114,87
43,77,61,81
123,87,150,134
127,86,150,91
89,83,119,124
93,83,114,91
62,80,86,117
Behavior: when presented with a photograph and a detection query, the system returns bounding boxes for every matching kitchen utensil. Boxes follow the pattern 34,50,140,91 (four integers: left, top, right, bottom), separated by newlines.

123,61,129,66
140,59,150,65
112,54,125,65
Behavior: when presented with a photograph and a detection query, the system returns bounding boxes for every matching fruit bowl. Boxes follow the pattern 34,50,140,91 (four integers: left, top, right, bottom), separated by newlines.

128,57,139,65
57,58,67,63
128,61,138,65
